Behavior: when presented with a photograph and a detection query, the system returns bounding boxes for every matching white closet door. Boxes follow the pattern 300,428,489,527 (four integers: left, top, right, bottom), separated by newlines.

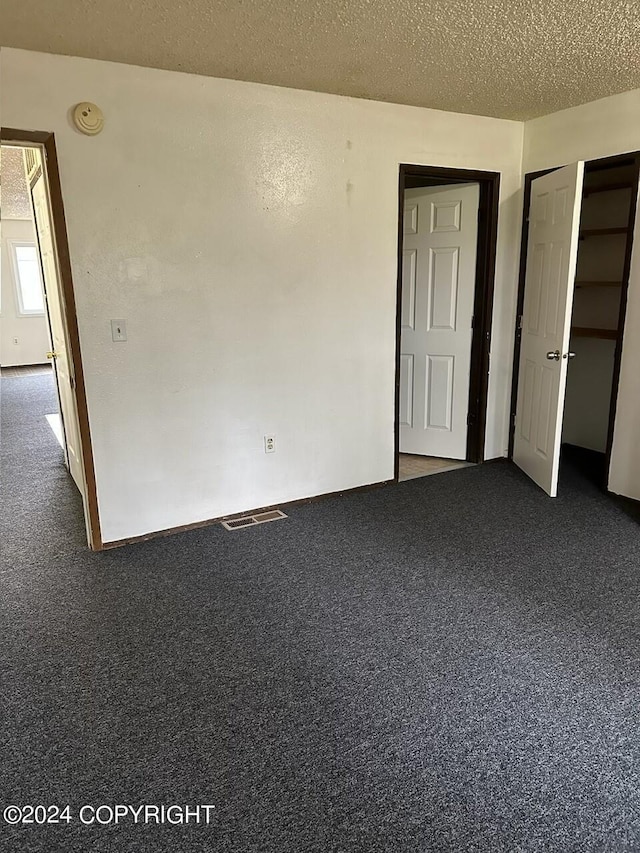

514,162,585,495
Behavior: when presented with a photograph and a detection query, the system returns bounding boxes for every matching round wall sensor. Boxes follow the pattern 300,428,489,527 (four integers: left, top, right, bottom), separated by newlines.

73,102,104,136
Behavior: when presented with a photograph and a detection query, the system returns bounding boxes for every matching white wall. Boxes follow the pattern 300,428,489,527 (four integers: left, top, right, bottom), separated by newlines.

0,218,51,366
0,48,523,542
562,182,630,453
523,89,640,500
609,187,640,500
562,338,615,452
523,90,640,173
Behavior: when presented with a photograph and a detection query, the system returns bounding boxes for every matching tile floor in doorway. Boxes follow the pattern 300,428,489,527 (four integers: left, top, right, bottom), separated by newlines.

398,453,473,482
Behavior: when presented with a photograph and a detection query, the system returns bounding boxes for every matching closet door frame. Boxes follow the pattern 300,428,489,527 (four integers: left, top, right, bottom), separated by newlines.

604,153,640,480
508,151,640,489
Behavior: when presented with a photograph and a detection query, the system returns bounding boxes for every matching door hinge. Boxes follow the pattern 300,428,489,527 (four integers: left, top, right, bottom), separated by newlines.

467,412,476,426
517,314,523,330
471,314,475,329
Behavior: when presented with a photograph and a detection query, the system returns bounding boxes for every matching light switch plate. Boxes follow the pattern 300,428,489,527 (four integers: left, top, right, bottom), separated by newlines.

111,319,127,342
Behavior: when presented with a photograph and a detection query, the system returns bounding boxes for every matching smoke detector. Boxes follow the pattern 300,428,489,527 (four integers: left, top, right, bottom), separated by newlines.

73,102,104,136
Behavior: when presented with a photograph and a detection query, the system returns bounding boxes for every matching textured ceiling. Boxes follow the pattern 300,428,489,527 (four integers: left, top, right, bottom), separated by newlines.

2,0,639,120
0,147,31,220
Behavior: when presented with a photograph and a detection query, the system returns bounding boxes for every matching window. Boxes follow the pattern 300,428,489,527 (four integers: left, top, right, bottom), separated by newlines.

10,242,45,315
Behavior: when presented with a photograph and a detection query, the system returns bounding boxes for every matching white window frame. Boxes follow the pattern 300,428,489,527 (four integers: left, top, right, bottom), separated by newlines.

8,240,46,317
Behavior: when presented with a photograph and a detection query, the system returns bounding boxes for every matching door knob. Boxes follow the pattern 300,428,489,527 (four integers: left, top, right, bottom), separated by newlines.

546,350,561,361
563,352,576,360
46,350,59,359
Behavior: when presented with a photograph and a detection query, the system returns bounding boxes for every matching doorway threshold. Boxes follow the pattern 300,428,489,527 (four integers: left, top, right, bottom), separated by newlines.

398,454,473,482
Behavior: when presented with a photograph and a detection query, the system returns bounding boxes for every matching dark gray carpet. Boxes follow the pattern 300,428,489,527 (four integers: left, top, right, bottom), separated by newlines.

2,372,640,853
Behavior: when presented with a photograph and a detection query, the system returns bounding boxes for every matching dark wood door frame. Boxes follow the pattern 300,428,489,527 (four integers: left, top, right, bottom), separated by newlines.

603,153,640,484
395,164,501,479
2,127,103,550
507,152,640,489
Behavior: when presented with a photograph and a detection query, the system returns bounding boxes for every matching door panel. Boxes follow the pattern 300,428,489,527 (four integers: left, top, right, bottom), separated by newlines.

426,355,454,430
513,162,585,495
400,183,479,459
31,171,86,496
399,354,414,427
401,250,417,329
429,247,459,329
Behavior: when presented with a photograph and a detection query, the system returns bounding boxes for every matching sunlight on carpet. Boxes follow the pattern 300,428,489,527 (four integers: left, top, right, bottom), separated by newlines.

45,412,64,448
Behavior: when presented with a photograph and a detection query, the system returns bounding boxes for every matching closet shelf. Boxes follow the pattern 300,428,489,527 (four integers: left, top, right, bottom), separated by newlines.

571,326,617,340
579,227,629,238
575,280,622,288
583,182,633,197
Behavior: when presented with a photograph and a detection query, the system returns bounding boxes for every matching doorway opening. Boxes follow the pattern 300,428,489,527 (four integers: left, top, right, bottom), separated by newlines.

395,165,500,482
1,130,101,548
509,152,640,496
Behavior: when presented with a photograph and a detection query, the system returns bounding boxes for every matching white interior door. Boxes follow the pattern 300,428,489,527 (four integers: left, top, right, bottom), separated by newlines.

513,162,585,496
31,170,86,496
400,183,479,459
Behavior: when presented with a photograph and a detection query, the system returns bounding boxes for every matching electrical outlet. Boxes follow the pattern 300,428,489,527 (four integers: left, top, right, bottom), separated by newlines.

12,337,19,345
264,434,276,454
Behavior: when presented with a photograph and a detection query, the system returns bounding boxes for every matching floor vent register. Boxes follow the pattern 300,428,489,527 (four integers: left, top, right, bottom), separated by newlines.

221,509,287,531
